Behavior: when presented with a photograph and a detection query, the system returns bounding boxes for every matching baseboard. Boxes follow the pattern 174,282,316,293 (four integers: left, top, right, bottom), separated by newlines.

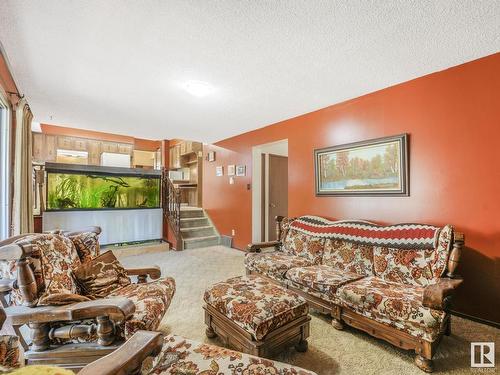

451,310,500,329
220,235,233,248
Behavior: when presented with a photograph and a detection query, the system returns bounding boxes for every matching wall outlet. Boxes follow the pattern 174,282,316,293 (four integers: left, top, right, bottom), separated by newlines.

231,229,235,236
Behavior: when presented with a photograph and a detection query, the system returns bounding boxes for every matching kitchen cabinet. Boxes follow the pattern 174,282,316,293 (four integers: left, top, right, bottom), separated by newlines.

101,142,119,153
88,141,101,165
57,136,74,150
32,133,44,162
118,143,133,154
170,144,181,169
73,138,87,151
45,135,57,162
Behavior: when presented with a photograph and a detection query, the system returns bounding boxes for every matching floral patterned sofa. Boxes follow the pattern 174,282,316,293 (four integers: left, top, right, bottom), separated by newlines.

246,216,464,372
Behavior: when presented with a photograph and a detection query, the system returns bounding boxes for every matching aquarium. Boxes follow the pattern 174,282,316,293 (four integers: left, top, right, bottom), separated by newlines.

47,172,160,210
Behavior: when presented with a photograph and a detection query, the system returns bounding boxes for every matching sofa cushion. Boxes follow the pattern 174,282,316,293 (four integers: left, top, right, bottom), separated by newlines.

244,252,314,281
337,276,446,341
0,334,20,371
203,276,308,340
323,239,374,275
69,231,100,263
285,265,365,303
141,334,317,375
27,234,89,306
283,228,325,264
279,216,294,243
373,225,454,287
73,251,131,299
109,277,176,338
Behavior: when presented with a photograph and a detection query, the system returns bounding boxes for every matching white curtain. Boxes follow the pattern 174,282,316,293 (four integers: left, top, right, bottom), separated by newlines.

11,98,33,234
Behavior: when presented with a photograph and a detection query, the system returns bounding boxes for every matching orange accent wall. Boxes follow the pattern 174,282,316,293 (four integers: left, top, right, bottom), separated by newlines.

0,52,18,97
134,138,161,151
203,53,500,323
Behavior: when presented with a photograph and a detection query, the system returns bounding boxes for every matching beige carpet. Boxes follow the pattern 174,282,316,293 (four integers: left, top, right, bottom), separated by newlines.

119,246,499,375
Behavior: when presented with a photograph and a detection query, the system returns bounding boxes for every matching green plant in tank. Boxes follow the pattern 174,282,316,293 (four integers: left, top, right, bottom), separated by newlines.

87,175,131,208
47,172,160,210
48,174,81,209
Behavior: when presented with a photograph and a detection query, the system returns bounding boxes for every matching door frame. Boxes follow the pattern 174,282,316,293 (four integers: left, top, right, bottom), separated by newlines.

251,139,288,243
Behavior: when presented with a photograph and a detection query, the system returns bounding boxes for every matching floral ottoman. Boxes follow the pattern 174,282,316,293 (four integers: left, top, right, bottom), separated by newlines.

203,275,310,358
141,334,317,375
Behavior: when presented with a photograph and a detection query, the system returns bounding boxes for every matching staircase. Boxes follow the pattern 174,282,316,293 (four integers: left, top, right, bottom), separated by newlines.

163,171,220,250
179,207,220,249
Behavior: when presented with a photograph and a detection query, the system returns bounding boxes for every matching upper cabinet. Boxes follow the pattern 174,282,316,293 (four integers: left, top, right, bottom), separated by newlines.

33,133,57,162
32,133,44,162
87,141,101,165
101,141,119,154
31,133,141,167
169,144,182,169
168,140,203,207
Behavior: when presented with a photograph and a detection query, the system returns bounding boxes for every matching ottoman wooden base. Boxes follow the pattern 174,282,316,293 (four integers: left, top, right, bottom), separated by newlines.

204,304,310,358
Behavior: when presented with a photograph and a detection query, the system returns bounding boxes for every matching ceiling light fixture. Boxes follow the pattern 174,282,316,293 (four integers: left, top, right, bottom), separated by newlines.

181,80,215,98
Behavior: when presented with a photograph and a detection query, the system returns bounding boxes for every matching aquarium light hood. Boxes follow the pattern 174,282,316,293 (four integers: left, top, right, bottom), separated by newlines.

45,162,161,177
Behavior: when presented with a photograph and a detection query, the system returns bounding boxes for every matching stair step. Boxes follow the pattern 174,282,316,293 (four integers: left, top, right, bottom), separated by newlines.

180,209,205,218
180,225,212,231
180,226,216,238
180,217,209,228
183,235,220,249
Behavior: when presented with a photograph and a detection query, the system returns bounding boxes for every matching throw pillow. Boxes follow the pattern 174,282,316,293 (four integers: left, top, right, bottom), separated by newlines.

25,234,87,306
69,232,100,263
73,251,131,299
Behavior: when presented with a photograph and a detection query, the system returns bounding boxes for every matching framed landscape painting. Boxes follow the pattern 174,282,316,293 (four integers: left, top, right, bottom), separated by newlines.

314,134,408,196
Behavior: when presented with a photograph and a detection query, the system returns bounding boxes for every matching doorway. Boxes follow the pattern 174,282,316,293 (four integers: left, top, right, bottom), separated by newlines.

266,154,288,240
251,140,288,242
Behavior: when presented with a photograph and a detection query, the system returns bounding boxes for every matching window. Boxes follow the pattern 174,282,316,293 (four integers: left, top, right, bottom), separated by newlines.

0,93,10,240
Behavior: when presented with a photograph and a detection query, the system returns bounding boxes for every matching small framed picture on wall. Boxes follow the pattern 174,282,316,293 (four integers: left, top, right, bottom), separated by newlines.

207,151,216,162
216,166,224,177
227,165,235,176
236,165,246,176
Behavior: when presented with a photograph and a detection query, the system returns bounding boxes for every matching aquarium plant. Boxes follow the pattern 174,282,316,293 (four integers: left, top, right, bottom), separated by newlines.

47,172,160,210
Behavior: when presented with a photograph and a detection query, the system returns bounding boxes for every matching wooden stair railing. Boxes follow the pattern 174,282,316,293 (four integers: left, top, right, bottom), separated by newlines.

162,169,182,250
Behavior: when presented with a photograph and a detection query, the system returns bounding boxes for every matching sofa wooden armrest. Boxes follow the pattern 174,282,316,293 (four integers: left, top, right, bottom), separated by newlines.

5,297,135,325
247,241,280,253
0,278,14,293
125,266,161,283
422,278,463,310
79,330,164,375
0,242,33,260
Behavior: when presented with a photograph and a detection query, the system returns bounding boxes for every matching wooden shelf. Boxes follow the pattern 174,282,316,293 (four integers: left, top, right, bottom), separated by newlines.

185,160,198,165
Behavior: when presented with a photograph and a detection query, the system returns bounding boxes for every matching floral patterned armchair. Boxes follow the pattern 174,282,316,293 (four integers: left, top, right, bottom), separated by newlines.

0,227,175,370
0,302,165,374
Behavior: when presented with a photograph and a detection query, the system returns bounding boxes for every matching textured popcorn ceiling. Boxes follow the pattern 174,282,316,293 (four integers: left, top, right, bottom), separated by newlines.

0,1,499,142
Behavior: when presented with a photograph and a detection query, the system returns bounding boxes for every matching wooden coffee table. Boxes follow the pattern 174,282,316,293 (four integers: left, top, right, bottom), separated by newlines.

203,275,310,358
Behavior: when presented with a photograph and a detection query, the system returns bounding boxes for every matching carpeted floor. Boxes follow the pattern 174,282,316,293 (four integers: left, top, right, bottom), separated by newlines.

119,246,499,375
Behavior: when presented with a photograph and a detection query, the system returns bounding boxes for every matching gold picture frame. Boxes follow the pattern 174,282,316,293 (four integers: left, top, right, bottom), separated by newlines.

314,134,408,196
